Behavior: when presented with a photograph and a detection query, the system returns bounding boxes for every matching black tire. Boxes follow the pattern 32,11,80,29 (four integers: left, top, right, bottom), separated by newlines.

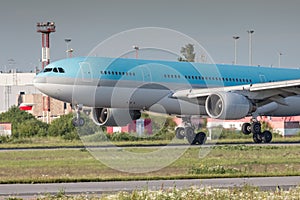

78,118,85,126
253,133,262,143
242,123,251,135
185,127,196,145
72,117,85,127
72,118,79,127
262,130,272,143
196,132,207,145
251,122,261,134
175,127,185,139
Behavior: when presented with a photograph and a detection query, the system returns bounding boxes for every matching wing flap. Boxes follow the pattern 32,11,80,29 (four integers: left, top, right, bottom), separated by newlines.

249,79,300,92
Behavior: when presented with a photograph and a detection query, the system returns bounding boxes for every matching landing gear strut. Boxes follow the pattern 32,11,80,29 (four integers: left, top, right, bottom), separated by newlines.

175,117,207,145
72,104,85,127
241,120,272,143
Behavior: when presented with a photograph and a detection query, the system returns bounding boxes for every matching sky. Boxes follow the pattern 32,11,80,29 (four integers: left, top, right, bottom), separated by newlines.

1,0,300,72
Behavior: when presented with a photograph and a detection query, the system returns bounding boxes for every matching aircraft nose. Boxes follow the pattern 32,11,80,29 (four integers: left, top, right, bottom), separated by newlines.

33,76,46,84
33,76,47,91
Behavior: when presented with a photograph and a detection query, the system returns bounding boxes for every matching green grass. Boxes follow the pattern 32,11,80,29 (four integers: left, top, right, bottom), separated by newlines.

102,186,300,200
8,186,300,200
0,145,299,184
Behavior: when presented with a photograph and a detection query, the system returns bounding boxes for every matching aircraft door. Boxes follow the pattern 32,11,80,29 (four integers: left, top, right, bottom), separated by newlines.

79,62,93,82
141,65,152,83
259,74,266,83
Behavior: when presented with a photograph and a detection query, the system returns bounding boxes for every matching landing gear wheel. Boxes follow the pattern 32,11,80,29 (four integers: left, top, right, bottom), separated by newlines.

78,118,85,126
175,127,185,139
185,127,196,145
242,123,251,135
262,130,272,143
251,122,261,134
72,118,78,127
195,132,207,145
253,133,262,143
72,117,85,127
72,104,84,127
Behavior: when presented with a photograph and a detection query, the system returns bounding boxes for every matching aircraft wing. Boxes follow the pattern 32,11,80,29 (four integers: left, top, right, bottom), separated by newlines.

172,79,300,106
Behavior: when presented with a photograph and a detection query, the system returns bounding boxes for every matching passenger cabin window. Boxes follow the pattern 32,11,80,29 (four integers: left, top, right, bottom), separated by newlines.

179,74,253,84
100,70,136,77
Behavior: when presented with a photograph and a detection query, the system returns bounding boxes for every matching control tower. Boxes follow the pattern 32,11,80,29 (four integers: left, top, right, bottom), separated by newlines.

36,22,56,69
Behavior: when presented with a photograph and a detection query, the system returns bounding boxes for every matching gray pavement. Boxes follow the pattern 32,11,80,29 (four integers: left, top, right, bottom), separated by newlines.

0,176,299,199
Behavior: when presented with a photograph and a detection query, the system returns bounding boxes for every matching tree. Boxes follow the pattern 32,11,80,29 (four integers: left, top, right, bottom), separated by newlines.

0,106,48,137
178,44,196,62
48,113,78,140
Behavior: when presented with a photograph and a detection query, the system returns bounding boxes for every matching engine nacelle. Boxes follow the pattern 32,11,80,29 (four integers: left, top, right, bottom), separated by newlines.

205,92,252,120
92,108,141,126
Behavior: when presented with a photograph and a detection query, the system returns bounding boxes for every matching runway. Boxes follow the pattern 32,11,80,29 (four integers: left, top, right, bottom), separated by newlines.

1,141,300,152
1,176,299,198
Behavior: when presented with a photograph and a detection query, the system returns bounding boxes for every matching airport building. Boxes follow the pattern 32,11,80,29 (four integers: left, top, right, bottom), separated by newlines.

0,71,70,123
0,71,38,112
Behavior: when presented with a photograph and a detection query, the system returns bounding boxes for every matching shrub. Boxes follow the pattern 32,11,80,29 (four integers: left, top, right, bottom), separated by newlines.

107,132,140,141
15,118,48,137
48,113,78,140
0,106,48,138
189,164,241,175
0,136,10,143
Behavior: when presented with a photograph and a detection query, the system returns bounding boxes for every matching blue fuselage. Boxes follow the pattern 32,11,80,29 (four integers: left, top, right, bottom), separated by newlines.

33,57,300,116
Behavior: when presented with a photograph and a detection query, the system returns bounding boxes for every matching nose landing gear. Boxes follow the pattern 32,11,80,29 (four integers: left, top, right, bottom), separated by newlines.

72,104,85,127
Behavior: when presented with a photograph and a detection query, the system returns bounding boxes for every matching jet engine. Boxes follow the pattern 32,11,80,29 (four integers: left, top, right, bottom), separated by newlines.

205,92,252,120
92,108,141,126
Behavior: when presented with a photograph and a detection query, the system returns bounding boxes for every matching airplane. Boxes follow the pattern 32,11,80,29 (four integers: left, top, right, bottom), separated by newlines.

33,56,300,145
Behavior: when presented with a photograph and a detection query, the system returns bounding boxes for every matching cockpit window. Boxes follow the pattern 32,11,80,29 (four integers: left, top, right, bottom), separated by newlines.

58,67,65,73
41,67,65,73
43,68,52,72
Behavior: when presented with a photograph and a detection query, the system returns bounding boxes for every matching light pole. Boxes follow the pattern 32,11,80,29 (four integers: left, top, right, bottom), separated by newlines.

247,30,254,65
66,48,74,58
278,52,283,67
233,36,240,65
133,45,139,59
64,38,72,58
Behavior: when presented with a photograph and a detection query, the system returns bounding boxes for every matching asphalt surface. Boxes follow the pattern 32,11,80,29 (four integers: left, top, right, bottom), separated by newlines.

1,176,299,199
1,141,300,152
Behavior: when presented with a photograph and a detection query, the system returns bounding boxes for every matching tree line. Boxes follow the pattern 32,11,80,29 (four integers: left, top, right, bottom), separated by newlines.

0,106,78,141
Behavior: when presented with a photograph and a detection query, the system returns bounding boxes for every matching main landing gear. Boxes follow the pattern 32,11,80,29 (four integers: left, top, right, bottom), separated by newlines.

241,120,272,143
72,104,85,127
175,117,207,145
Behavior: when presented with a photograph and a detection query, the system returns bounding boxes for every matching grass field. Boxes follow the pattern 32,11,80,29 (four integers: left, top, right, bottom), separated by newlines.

0,144,299,184
27,185,300,200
